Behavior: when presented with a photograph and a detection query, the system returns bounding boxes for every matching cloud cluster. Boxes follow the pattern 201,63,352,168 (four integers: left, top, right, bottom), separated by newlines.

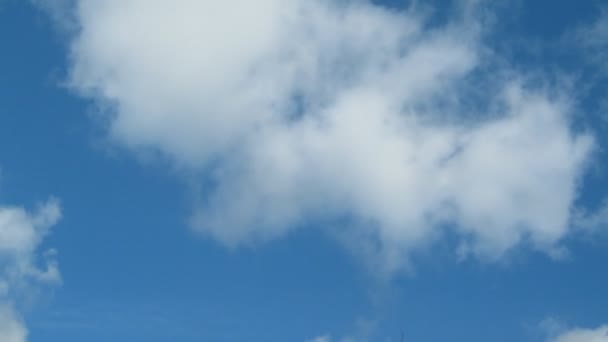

62,0,593,272
0,199,62,341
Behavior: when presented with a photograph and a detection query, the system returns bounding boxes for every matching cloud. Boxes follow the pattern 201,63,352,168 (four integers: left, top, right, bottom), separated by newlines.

306,335,332,342
550,325,608,342
31,0,78,33
57,0,593,272
577,7,608,75
0,198,62,341
0,305,27,342
305,334,358,342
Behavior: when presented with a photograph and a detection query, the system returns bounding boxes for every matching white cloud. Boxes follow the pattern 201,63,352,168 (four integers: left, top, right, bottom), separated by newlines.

0,199,62,342
0,305,27,342
550,325,608,342
60,0,593,272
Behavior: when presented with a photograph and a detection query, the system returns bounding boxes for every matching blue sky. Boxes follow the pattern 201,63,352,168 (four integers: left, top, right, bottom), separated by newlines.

0,0,608,341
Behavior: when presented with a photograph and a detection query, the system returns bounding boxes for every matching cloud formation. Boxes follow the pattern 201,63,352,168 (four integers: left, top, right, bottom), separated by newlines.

60,0,593,272
550,325,608,342
0,305,27,342
0,199,62,341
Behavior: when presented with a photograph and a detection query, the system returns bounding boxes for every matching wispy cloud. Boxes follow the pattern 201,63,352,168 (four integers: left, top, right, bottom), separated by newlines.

0,305,27,342
0,198,62,341
576,7,608,75
306,335,332,342
548,325,608,342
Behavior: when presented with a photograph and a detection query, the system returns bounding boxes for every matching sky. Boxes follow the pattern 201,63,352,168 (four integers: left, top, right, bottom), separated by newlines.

0,0,608,341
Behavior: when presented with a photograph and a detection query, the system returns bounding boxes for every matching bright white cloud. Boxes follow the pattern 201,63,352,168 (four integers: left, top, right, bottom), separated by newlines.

0,199,62,342
60,0,594,272
551,325,608,342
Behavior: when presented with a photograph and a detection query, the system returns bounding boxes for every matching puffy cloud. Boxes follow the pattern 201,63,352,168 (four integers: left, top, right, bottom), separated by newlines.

0,199,62,341
0,199,62,289
60,0,593,271
550,325,608,342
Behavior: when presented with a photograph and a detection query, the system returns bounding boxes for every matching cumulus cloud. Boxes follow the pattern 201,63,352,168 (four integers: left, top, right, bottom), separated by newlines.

57,0,593,272
0,199,62,341
550,325,608,342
